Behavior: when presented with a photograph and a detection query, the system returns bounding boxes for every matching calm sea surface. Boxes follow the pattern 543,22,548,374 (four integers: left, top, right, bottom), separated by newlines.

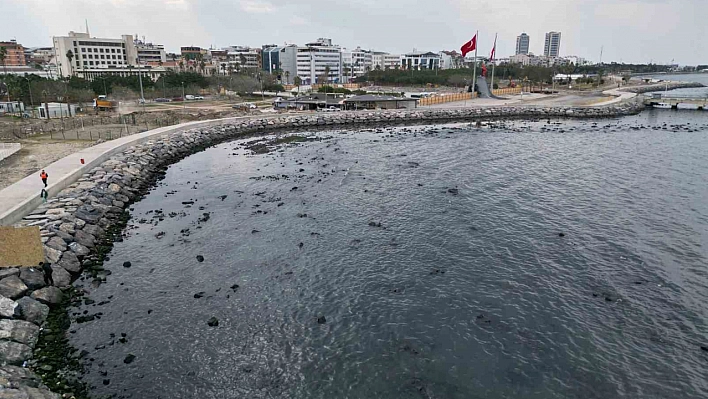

70,90,708,399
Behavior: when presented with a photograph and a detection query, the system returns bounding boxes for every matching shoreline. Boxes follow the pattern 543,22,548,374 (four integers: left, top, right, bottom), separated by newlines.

0,84,703,397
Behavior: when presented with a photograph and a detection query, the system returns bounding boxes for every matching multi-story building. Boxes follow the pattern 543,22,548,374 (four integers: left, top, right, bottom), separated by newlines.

52,31,138,77
439,51,464,69
25,47,54,65
564,55,588,66
516,33,530,55
371,52,401,70
224,46,261,71
544,32,561,58
0,40,27,66
296,38,342,85
401,52,441,71
181,46,203,60
261,44,298,84
135,39,167,65
342,47,373,80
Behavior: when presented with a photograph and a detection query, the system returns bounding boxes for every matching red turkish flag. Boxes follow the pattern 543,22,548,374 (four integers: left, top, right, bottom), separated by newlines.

460,35,477,57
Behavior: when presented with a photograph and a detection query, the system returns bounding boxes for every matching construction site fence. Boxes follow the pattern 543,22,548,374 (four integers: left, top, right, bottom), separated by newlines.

0,143,21,162
418,87,522,106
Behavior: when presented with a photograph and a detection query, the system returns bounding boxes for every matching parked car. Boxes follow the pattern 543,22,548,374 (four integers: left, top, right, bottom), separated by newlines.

185,95,195,101
172,97,184,102
232,103,257,110
154,98,171,103
194,95,205,100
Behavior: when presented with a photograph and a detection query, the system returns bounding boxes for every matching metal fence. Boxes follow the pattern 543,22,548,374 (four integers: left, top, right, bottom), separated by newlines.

0,143,21,162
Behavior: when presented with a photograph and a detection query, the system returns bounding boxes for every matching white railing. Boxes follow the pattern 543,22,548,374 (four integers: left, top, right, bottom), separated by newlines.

0,143,21,162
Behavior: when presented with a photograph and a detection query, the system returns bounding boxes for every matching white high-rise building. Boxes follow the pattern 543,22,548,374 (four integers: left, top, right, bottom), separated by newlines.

296,38,342,84
261,44,298,84
342,46,373,81
135,38,166,64
516,33,530,55
372,52,401,70
544,31,561,58
53,31,138,77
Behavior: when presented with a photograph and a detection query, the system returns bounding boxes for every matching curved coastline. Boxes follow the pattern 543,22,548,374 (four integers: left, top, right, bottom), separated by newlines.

0,86,700,397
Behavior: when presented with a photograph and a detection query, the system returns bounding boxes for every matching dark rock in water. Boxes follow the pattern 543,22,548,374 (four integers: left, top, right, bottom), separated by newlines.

123,354,136,364
103,379,110,385
230,284,239,291
701,346,708,352
368,222,382,228
317,315,327,324
16,297,49,325
182,201,195,205
291,187,298,191
298,242,304,248
218,195,228,201
196,255,205,263
297,213,308,218
558,232,565,237
30,286,63,306
207,317,219,327
251,229,260,234
430,269,446,275
447,188,459,195
123,261,132,268
193,292,205,299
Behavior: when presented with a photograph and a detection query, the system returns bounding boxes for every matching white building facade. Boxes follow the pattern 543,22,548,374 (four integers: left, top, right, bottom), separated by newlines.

224,46,261,71
262,44,298,84
401,52,441,71
135,39,167,64
297,38,342,84
52,31,138,77
372,52,401,70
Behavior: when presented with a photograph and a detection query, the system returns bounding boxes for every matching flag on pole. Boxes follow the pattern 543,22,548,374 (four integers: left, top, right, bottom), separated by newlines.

460,35,477,58
490,34,497,61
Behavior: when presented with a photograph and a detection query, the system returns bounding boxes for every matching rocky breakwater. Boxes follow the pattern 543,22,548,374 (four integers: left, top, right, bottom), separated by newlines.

623,81,705,94
0,102,648,398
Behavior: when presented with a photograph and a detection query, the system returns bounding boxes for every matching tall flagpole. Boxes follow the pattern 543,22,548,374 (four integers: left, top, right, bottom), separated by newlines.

490,33,497,94
471,30,478,98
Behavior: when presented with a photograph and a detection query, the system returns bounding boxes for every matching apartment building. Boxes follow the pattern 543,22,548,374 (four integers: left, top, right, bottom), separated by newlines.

52,31,138,77
135,39,167,65
0,40,27,66
372,52,401,70
262,44,298,83
516,33,530,55
401,52,441,71
544,32,561,58
296,38,342,84
224,46,261,70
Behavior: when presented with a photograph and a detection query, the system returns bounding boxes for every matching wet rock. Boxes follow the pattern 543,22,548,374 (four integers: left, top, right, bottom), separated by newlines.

230,284,239,291
51,265,72,288
193,292,205,299
73,229,96,248
82,224,105,238
430,269,446,275
16,297,49,326
123,261,132,268
207,317,219,327
218,195,228,201
251,229,260,234
43,245,62,264
317,316,327,324
368,222,382,228
196,255,204,263
558,232,565,237
0,268,20,280
0,341,33,366
103,379,111,385
0,294,19,318
56,251,81,274
30,286,63,306
19,267,46,290
123,353,136,364
447,188,459,195
0,319,40,346
298,242,304,248
0,276,28,299
68,242,90,256
701,345,708,352
54,230,74,244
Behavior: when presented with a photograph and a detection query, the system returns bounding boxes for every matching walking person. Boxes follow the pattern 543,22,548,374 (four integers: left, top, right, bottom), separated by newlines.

40,189,48,203
40,170,48,187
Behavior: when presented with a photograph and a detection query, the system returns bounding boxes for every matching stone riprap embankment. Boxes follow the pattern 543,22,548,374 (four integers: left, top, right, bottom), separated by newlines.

0,103,646,398
623,81,705,94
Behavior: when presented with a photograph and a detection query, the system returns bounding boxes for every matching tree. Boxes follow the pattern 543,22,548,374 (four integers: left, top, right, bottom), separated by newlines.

179,60,184,72
284,70,290,85
447,75,467,88
66,50,74,75
294,75,302,92
239,54,247,71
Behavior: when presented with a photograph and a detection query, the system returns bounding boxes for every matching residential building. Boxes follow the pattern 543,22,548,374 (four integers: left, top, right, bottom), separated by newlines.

401,52,441,71
544,32,561,58
0,40,27,66
516,33,530,55
342,47,373,79
509,54,530,66
25,47,53,65
261,44,298,84
296,38,342,85
224,46,261,71
135,38,167,65
371,52,401,70
439,51,464,69
564,55,588,66
52,31,138,77
181,46,203,60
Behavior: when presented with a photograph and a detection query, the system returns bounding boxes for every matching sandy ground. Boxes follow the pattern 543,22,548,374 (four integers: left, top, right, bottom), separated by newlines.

0,138,94,190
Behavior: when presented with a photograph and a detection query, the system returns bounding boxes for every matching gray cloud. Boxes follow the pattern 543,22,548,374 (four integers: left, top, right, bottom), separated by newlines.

2,0,705,64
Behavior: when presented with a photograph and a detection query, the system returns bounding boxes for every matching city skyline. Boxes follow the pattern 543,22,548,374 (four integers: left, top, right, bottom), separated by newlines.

1,0,705,65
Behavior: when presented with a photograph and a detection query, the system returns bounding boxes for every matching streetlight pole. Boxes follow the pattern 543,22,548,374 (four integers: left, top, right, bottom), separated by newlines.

102,77,107,96
137,62,145,112
181,81,185,112
25,77,34,118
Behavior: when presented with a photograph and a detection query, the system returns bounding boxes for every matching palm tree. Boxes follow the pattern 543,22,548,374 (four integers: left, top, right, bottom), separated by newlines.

0,47,7,75
65,50,75,77
199,60,206,75
324,65,331,84
294,76,302,93
178,60,184,72
221,63,227,75
284,70,290,85
239,54,247,71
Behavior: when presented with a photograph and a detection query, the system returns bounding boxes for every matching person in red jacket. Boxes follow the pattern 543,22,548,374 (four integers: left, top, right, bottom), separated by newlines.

40,170,48,187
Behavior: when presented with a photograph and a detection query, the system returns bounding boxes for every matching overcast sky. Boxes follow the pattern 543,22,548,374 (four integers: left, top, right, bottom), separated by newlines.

1,0,705,64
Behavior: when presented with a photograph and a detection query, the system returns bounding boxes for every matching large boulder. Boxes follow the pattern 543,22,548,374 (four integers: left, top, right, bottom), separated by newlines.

56,251,81,274
50,266,72,288
16,297,49,326
0,319,40,346
42,246,62,264
0,341,33,366
73,230,95,248
82,224,105,238
68,242,90,256
0,268,20,280
30,287,62,306
0,295,19,318
19,268,46,290
44,236,67,252
0,276,28,300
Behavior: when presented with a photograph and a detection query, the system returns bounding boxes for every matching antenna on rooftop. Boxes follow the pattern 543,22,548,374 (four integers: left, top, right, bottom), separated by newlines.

85,19,90,36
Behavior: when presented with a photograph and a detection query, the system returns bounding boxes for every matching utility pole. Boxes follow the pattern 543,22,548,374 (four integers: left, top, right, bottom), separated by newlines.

25,77,34,118
137,61,145,112
181,81,185,113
